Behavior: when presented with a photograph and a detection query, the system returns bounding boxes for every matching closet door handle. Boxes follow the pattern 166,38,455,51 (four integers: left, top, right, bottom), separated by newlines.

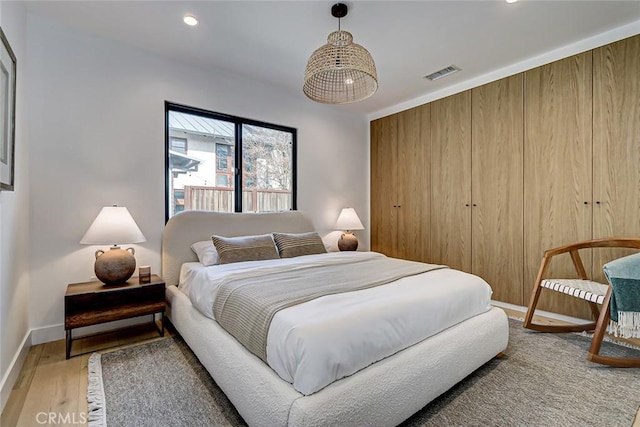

472,204,477,207
465,204,470,207
584,201,588,205
596,201,601,204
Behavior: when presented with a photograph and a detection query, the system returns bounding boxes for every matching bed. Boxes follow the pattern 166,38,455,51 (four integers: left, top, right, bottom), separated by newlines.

162,210,509,426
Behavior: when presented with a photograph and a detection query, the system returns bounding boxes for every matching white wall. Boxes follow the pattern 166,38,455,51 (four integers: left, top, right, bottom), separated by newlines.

0,0,30,411
26,15,369,340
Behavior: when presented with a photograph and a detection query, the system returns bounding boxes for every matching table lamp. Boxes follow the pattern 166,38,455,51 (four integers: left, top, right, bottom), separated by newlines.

80,205,146,285
335,207,364,251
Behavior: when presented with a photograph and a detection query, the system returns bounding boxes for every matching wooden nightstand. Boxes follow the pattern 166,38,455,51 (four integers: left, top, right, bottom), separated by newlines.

64,275,166,359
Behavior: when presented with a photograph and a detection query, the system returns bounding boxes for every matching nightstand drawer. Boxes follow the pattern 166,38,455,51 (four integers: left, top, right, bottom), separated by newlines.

65,283,164,315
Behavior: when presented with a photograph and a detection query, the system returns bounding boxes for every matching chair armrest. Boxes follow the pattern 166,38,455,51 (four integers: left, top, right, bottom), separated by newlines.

544,238,640,258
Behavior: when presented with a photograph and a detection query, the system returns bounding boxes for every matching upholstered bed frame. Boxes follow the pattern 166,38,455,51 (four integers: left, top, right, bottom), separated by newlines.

162,210,509,427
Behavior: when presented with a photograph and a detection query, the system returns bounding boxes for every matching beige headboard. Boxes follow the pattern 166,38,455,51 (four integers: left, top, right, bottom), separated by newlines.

161,210,316,287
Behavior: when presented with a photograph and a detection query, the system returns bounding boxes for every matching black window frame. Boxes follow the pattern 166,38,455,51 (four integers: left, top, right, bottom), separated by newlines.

165,101,297,221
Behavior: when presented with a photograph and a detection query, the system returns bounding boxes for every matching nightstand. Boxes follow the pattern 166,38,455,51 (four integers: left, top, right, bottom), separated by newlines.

64,275,166,359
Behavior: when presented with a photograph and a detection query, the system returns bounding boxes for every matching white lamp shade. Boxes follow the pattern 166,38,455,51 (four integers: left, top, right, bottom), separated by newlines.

334,208,364,231
80,206,146,245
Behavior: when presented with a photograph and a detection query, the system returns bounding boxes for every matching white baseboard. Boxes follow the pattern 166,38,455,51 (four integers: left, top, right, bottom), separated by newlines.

31,315,158,346
491,300,592,325
31,323,65,345
0,329,32,413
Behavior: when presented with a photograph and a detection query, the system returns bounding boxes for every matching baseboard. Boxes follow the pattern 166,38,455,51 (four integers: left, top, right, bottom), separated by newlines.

0,329,32,413
490,300,592,325
31,323,65,345
31,315,157,346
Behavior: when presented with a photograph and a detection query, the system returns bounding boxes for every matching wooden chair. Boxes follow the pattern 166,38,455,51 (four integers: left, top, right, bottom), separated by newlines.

523,237,640,367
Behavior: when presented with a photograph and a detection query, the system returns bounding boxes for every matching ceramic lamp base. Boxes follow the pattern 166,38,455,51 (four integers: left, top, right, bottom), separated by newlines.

94,246,136,285
338,232,359,251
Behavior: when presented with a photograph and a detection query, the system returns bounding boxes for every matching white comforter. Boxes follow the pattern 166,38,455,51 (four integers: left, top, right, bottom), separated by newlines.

179,251,493,395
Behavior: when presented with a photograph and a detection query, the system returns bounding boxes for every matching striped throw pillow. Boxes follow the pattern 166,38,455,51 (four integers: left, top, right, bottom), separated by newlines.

273,232,327,258
211,234,279,265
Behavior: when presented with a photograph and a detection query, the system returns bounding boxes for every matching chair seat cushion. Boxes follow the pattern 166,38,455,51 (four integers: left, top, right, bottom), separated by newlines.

541,279,608,304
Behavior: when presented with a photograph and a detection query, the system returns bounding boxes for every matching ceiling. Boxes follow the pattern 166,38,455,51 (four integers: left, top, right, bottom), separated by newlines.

25,1,640,116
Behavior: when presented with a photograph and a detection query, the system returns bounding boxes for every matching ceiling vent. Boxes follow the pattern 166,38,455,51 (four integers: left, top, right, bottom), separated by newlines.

424,65,461,81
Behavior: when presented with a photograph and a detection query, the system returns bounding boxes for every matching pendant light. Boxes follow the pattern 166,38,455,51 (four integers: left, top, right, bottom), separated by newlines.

303,3,378,104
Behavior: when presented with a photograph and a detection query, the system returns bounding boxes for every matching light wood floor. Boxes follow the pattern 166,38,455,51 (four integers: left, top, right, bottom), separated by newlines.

1,320,172,427
2,310,639,427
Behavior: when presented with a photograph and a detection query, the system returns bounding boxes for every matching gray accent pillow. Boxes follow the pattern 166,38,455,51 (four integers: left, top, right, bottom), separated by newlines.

273,232,327,258
211,234,279,264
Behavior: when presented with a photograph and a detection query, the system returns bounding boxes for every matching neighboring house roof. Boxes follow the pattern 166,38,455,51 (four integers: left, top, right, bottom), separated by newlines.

168,149,202,173
169,110,234,139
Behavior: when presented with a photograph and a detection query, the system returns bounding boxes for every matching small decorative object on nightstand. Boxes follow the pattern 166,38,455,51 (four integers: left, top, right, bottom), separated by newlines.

139,265,151,283
64,275,166,359
80,205,146,285
335,207,364,251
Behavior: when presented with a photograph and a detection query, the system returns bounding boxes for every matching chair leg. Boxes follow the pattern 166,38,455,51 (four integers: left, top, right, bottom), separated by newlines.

523,255,551,329
587,288,640,368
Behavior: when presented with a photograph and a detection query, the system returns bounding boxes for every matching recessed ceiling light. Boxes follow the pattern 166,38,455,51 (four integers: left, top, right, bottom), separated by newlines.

183,14,199,26
506,0,518,3
424,65,461,81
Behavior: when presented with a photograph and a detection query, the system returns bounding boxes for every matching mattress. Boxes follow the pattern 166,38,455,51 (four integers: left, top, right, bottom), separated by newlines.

179,251,493,395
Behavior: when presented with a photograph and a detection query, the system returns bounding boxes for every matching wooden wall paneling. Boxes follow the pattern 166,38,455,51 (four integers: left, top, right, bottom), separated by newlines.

471,74,524,305
592,35,640,282
397,105,431,262
370,115,398,257
524,52,593,319
430,91,472,272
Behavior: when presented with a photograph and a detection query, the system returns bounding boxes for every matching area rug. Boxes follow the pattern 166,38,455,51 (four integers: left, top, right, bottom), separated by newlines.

87,319,640,427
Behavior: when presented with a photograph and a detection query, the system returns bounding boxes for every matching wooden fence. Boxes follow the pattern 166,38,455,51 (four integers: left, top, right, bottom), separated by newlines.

183,186,291,213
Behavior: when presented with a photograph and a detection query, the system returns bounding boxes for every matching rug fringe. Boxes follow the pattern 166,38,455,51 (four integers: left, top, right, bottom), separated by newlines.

87,353,107,427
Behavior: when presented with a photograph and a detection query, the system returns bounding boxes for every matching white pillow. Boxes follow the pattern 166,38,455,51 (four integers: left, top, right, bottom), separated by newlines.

190,240,220,266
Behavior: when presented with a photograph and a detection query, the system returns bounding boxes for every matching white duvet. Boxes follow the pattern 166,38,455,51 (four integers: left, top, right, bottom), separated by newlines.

179,251,492,395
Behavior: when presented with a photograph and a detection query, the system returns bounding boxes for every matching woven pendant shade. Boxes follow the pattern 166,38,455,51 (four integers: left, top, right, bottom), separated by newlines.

303,18,377,104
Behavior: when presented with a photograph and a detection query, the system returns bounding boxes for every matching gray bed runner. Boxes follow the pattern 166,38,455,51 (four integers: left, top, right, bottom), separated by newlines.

213,256,445,361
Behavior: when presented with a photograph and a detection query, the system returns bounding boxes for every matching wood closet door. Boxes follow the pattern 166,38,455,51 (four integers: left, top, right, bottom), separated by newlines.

397,105,430,262
472,75,524,305
430,91,472,272
370,115,398,257
524,52,593,319
592,35,640,282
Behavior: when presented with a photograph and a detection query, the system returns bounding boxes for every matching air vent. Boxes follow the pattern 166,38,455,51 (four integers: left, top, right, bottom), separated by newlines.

424,65,461,81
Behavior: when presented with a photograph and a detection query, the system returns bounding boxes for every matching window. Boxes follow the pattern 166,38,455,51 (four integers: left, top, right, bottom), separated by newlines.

165,102,297,219
216,144,232,171
170,137,187,154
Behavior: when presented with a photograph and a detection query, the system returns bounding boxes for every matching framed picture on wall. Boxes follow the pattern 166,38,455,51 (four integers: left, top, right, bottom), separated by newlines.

0,26,16,191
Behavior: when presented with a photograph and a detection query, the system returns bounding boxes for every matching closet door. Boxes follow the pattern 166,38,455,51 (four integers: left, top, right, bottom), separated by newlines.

524,52,593,319
431,91,472,272
472,75,524,305
370,115,398,257
397,105,431,262
592,35,640,282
